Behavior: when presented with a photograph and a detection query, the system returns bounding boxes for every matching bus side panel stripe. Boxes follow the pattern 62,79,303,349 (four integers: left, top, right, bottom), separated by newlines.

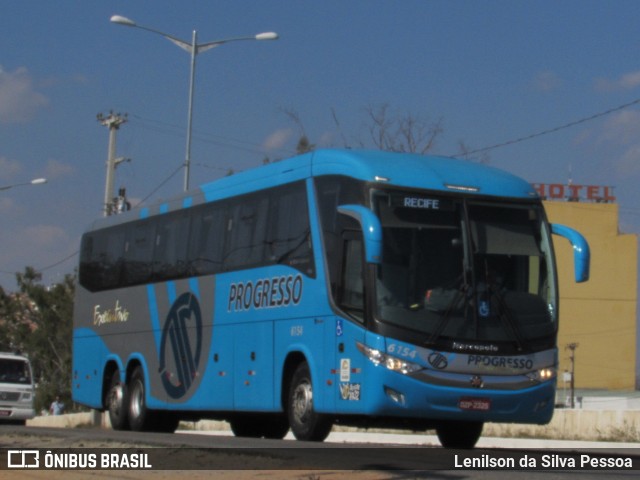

147,284,162,353
189,277,200,298
167,281,177,304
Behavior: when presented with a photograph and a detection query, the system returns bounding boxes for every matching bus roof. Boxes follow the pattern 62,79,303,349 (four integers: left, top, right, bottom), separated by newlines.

198,149,537,201
89,149,538,230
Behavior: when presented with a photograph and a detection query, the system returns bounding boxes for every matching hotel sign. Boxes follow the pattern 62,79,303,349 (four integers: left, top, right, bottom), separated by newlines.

532,183,616,203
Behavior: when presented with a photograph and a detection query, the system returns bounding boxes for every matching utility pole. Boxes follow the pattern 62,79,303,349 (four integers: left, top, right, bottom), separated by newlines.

97,111,128,216
565,342,579,408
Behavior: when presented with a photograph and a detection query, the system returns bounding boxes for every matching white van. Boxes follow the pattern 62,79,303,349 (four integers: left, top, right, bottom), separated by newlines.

0,352,35,424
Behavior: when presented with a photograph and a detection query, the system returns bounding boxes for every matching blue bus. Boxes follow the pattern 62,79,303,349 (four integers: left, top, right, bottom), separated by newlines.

72,149,589,448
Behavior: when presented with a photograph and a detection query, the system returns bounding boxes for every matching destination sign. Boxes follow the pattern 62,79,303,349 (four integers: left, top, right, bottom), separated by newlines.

391,195,454,210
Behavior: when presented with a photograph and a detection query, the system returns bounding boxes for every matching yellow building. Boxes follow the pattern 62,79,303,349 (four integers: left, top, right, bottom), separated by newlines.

543,199,638,391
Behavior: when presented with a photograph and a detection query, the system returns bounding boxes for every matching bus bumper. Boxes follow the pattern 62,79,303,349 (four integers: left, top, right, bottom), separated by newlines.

363,367,556,425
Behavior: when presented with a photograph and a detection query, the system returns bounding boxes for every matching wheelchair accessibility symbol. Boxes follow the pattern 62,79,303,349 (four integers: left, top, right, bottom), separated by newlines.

478,300,490,318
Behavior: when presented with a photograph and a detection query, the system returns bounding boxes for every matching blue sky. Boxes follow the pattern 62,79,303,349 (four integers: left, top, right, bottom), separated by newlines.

1,0,640,289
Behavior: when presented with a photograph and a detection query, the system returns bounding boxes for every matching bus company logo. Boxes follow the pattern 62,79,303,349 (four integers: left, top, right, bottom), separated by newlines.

470,375,484,389
227,274,303,313
159,292,202,399
428,352,448,369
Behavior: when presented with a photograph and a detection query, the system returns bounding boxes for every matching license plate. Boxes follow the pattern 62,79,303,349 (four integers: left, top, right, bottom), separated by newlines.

458,397,491,411
0,410,10,416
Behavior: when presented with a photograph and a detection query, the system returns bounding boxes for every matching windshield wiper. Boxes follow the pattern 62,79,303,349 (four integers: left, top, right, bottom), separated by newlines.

487,285,524,352
425,276,471,346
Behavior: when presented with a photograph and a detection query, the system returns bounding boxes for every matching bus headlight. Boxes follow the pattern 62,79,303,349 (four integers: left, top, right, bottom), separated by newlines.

526,367,556,383
356,342,423,375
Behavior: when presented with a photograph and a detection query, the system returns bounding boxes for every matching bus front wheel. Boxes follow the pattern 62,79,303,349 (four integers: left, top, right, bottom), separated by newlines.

287,362,332,442
436,420,483,449
229,414,289,439
106,370,129,431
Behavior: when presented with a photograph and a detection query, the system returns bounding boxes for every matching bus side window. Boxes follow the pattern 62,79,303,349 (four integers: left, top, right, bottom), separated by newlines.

154,211,190,281
224,195,269,270
338,232,365,321
123,220,156,286
267,183,315,277
188,203,225,276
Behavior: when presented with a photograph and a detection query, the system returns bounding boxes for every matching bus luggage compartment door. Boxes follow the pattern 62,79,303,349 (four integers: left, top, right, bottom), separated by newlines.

233,321,274,410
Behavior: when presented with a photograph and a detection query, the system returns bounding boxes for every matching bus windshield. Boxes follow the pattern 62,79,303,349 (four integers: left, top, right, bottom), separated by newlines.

374,192,557,350
0,358,32,385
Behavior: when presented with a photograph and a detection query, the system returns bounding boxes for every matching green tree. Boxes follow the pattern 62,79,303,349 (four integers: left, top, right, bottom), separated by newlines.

0,268,75,413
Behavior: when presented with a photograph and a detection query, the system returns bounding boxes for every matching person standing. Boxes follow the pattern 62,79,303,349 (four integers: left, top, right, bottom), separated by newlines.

49,396,64,415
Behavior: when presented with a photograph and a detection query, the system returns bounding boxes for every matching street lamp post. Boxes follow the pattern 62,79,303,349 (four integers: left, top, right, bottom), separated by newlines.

110,15,278,191
0,178,47,191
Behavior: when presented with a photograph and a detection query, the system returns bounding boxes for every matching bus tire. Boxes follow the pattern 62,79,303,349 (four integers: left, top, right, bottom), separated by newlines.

153,412,180,433
127,366,151,432
106,370,129,431
229,414,289,439
287,362,332,442
261,414,289,439
436,420,483,449
229,415,263,438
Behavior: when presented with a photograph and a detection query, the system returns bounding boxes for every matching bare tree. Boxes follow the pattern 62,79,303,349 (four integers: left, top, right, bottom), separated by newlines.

280,107,315,154
364,103,444,154
278,103,447,156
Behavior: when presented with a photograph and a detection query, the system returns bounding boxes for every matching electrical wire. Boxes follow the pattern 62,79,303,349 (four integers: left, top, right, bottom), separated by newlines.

134,162,184,208
0,250,78,276
128,113,294,158
460,96,640,157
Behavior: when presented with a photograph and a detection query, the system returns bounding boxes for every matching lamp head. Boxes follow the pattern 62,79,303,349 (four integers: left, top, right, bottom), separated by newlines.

255,32,279,41
110,15,137,27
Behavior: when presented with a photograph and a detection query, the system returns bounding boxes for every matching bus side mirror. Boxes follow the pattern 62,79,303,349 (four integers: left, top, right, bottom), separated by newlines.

338,205,382,264
551,224,590,283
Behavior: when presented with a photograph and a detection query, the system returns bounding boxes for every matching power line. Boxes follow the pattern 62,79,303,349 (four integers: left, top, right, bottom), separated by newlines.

458,96,640,157
135,162,184,207
38,251,79,272
0,250,78,276
128,113,295,158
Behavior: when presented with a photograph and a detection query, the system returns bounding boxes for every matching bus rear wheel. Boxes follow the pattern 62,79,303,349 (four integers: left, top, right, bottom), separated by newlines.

126,366,179,433
436,420,483,449
106,370,129,431
127,366,153,432
287,362,332,442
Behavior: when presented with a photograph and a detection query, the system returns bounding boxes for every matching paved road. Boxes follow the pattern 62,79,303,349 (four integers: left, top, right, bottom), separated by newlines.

182,428,640,450
1,425,639,478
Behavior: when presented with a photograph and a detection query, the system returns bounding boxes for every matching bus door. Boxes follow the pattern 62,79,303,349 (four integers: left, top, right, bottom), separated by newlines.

333,230,367,412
